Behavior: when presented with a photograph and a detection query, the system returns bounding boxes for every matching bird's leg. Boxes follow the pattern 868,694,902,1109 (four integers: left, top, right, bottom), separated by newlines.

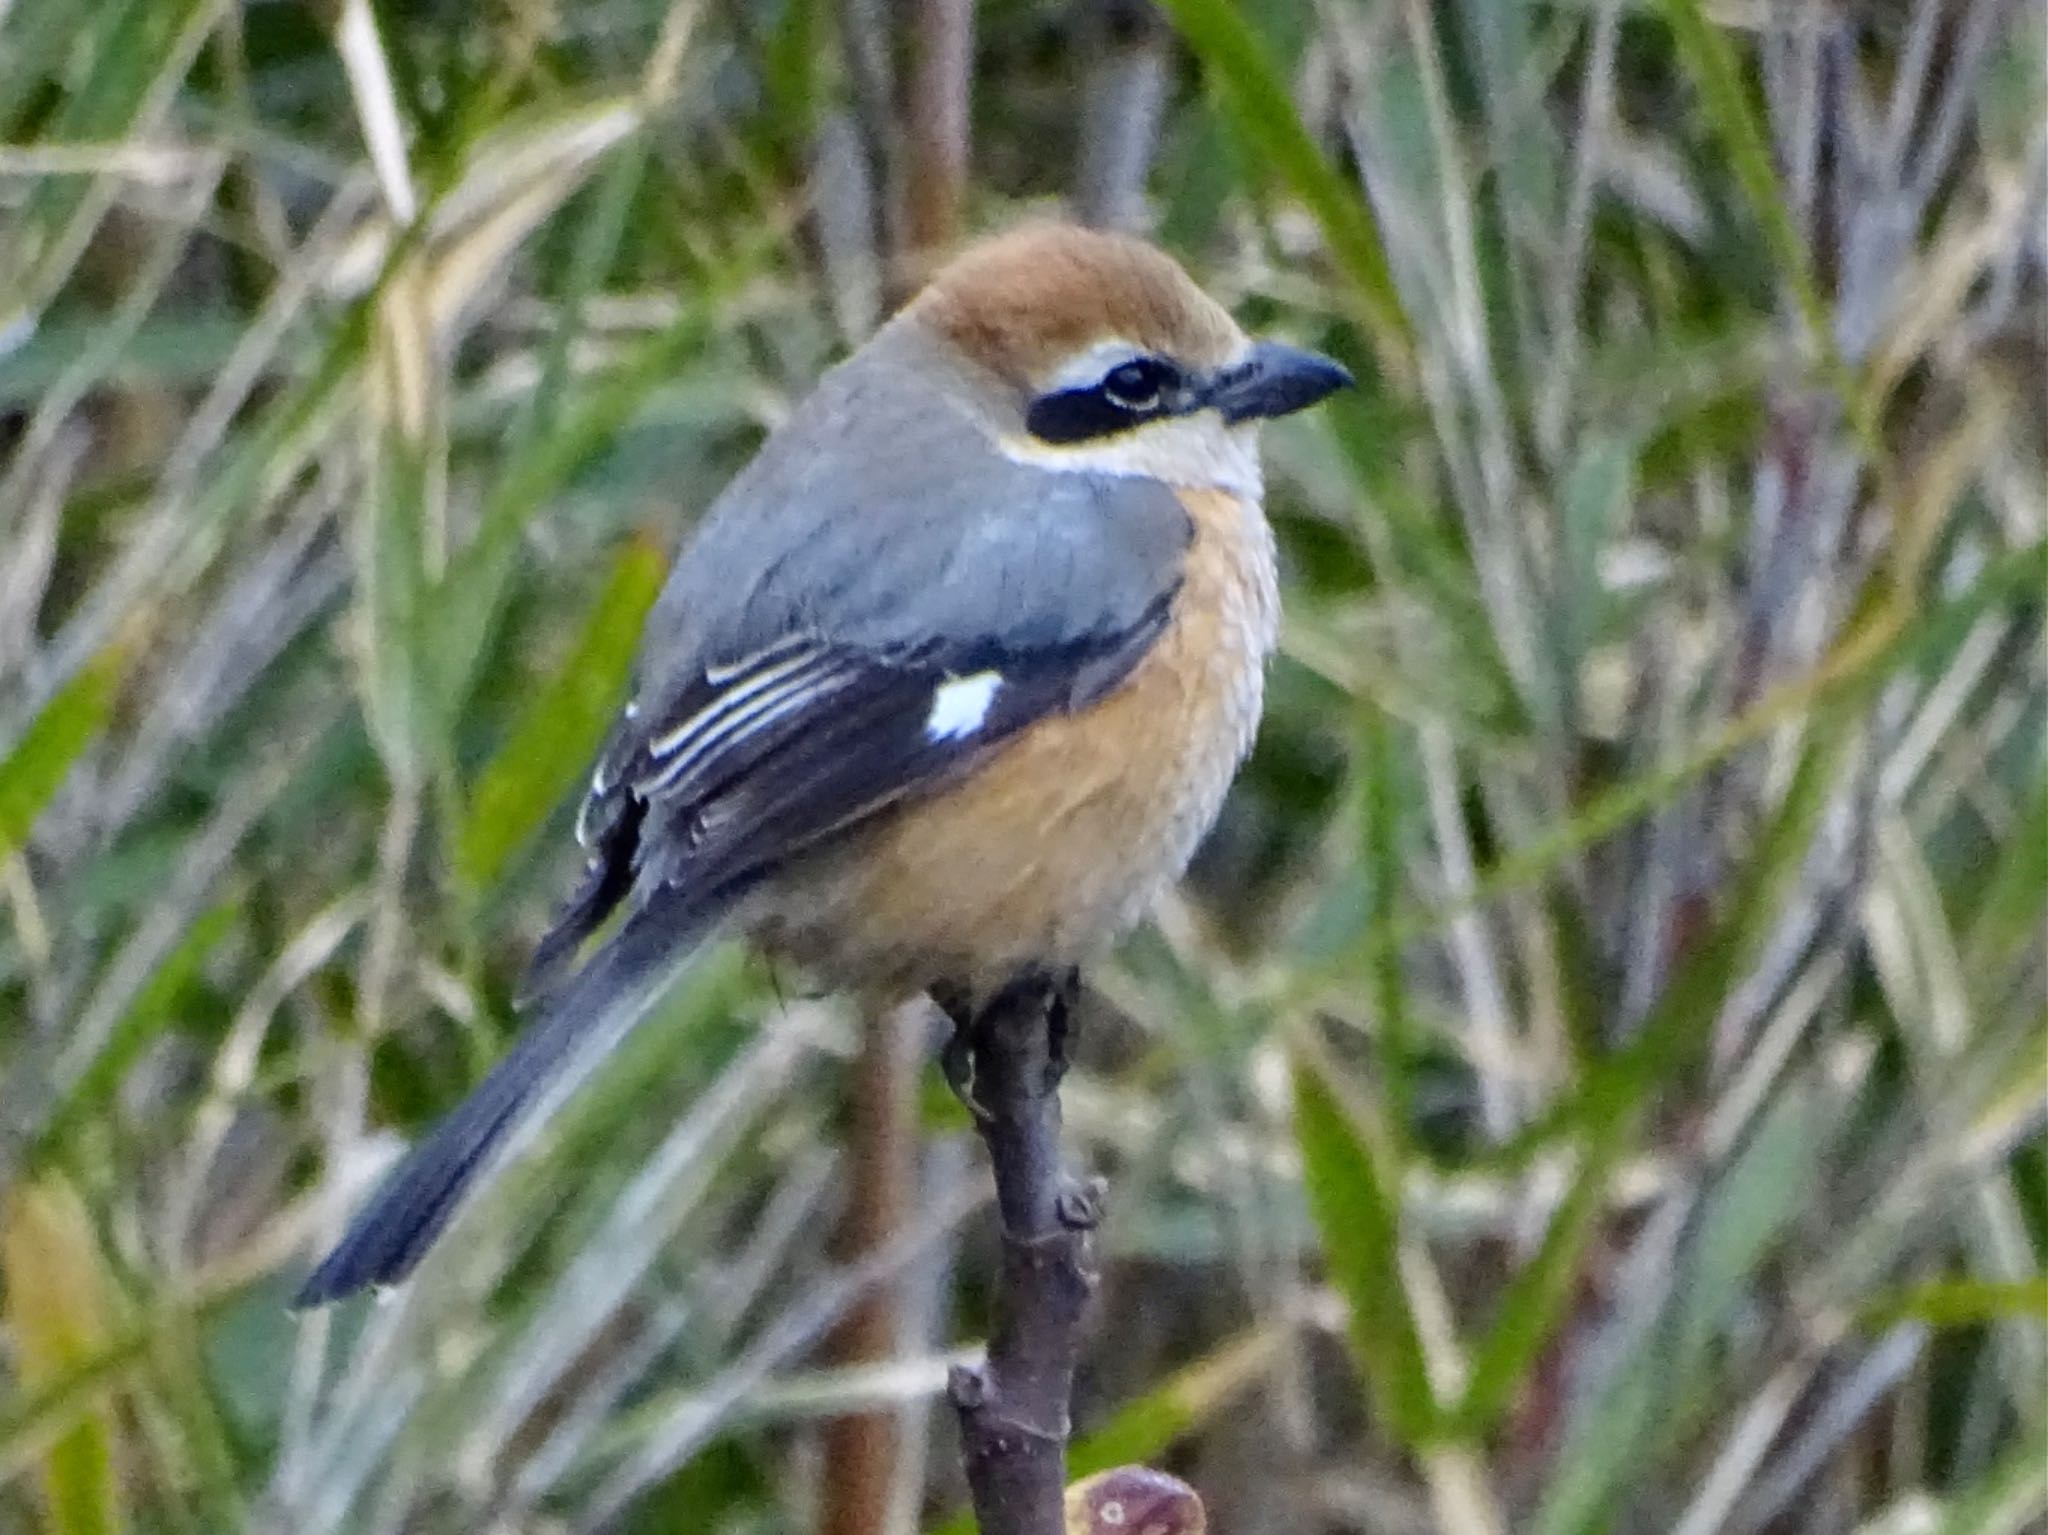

933,969,1081,1118
1043,966,1082,1094
930,979,991,1125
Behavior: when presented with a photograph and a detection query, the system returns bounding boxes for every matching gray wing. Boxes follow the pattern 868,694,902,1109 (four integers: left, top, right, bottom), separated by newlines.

522,339,1192,996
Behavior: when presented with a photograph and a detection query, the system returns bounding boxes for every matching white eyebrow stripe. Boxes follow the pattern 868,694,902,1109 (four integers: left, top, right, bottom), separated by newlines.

647,647,826,759
1046,337,1145,392
926,671,1002,740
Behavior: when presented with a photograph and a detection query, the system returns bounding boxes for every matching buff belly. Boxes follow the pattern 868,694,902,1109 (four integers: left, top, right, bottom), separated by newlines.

756,488,1277,999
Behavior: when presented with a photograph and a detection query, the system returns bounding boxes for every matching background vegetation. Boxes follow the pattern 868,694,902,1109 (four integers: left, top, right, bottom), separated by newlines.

0,0,2042,1531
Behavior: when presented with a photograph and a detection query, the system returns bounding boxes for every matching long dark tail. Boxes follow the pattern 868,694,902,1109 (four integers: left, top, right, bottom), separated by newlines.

292,887,738,1306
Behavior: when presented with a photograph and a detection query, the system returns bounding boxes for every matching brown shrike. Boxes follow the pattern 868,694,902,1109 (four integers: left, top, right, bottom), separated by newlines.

296,224,1351,1305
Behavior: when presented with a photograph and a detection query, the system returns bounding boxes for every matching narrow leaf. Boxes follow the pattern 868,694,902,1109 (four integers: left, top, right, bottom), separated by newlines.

1,1176,124,1535
1292,1048,1438,1447
0,644,124,863
1863,1278,2048,1334
1456,657,1860,1436
1555,432,1635,708
1653,0,1830,355
427,294,718,724
1156,0,1413,373
36,899,239,1161
1966,763,2048,979
1530,1080,1822,1535
456,533,667,891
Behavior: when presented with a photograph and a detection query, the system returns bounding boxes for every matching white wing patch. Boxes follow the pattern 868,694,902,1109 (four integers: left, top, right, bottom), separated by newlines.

925,670,1002,740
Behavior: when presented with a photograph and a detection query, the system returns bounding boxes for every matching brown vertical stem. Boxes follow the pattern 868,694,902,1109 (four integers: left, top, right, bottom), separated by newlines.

820,1000,922,1535
899,0,974,286
948,977,1101,1535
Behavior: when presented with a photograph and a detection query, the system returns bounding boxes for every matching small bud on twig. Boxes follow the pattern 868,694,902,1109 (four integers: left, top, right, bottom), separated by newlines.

1065,1467,1208,1535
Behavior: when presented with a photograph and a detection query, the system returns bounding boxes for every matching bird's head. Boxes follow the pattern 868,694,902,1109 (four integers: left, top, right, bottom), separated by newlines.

893,224,1352,494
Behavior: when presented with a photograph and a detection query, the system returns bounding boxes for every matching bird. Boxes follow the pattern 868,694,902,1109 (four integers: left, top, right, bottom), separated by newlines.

294,222,1351,1306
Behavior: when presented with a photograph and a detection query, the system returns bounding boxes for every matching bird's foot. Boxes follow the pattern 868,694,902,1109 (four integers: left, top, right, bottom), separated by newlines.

1041,966,1080,1095
931,967,1081,1118
933,980,993,1126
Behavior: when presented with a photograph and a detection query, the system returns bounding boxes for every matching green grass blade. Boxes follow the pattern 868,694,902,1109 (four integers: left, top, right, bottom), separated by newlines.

1292,1045,1439,1447
520,140,650,445
1454,648,1862,1437
1863,1277,2048,1334
1357,704,1420,1139
1932,1424,2048,1535
1965,761,2048,979
456,533,666,892
1554,431,1635,720
35,899,239,1162
0,1176,124,1535
354,424,438,790
1652,0,1830,354
1530,1079,1825,1535
426,294,720,725
1156,0,1414,372
0,644,124,863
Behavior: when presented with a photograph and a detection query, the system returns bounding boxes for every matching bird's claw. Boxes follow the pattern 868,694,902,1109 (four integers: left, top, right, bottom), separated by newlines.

932,968,1080,1120
940,1016,995,1126
1042,966,1079,1095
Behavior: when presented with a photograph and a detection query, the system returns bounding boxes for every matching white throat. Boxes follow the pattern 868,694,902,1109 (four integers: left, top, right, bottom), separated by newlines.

995,415,1265,498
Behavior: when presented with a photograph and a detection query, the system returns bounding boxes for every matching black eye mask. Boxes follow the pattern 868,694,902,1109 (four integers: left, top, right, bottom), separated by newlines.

1023,342,1352,444
1025,355,1188,444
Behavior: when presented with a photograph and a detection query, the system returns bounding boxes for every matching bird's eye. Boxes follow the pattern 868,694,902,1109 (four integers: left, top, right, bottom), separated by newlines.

1101,357,1175,412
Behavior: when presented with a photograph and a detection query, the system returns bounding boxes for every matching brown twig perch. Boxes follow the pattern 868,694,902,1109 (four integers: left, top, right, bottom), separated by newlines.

902,0,973,265
947,973,1101,1534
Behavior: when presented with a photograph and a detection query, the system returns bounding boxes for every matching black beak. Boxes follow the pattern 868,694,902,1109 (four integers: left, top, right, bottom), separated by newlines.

1202,341,1354,423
